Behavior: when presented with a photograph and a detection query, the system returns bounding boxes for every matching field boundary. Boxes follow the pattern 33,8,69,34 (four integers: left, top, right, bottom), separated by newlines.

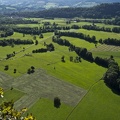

66,78,103,120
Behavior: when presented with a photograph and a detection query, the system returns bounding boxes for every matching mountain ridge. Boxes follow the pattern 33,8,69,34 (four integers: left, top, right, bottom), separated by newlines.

0,0,120,9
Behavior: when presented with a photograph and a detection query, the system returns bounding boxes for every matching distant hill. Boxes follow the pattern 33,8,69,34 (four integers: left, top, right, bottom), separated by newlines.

0,0,120,9
11,3,120,19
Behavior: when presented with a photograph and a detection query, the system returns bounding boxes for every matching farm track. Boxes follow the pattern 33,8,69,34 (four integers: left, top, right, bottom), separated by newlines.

0,69,86,110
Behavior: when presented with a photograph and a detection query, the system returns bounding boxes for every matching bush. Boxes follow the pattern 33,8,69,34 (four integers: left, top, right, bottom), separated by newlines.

4,65,9,71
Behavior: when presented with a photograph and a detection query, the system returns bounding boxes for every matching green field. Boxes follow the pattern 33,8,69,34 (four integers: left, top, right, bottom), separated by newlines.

0,89,24,103
68,81,120,120
24,98,73,120
0,18,120,119
61,36,95,50
77,29,120,40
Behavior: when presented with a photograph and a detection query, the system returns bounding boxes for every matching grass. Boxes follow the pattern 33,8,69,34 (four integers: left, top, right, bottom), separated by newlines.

0,89,24,103
24,98,73,120
77,29,120,40
0,31,106,89
92,51,120,65
61,36,96,50
68,80,120,120
16,24,42,28
0,44,106,89
0,19,120,120
0,43,106,89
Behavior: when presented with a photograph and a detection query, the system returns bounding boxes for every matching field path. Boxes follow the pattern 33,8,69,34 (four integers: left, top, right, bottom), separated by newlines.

10,69,87,110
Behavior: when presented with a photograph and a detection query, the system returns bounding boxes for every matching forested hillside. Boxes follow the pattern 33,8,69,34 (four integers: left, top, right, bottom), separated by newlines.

10,3,120,19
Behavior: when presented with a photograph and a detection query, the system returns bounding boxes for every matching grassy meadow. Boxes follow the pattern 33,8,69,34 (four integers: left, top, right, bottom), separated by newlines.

24,98,73,120
0,18,120,119
0,89,24,103
77,29,120,40
68,81,120,120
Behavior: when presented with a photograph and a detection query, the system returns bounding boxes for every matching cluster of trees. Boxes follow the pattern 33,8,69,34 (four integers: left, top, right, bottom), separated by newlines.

52,36,71,47
27,66,35,74
32,43,55,53
94,56,109,68
112,27,120,33
0,17,38,24
12,3,120,19
54,31,97,44
13,26,56,35
13,27,40,35
101,38,120,46
0,38,34,46
103,57,120,92
0,26,14,37
70,56,81,63
6,52,15,59
82,25,120,33
4,65,17,73
74,47,94,62
32,48,47,53
13,25,73,35
104,17,120,26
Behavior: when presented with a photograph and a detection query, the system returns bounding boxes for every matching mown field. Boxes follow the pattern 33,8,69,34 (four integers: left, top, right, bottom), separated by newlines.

68,81,120,120
24,98,73,120
0,18,120,119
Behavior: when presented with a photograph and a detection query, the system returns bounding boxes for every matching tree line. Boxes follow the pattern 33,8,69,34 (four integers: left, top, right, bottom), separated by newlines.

13,25,72,35
82,25,120,33
55,31,97,44
73,16,120,26
0,38,34,46
0,17,38,24
55,31,120,46
99,38,120,46
13,26,59,35
0,26,14,37
32,43,55,53
103,57,120,92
